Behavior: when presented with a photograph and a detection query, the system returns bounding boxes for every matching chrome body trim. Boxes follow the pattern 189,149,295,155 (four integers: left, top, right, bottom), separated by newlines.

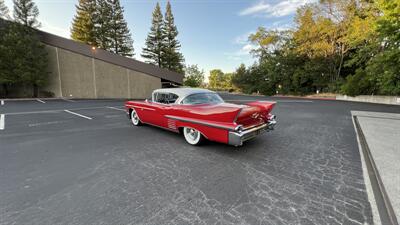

228,115,277,146
131,105,156,111
165,115,235,131
143,122,179,133
228,123,268,146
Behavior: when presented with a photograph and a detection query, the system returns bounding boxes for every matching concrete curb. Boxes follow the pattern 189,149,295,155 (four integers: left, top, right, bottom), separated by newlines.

276,95,400,106
337,95,400,106
274,95,336,101
353,115,399,225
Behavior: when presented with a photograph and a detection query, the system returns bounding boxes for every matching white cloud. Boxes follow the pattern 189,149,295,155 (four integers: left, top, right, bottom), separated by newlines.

239,1,271,16
38,19,70,39
241,43,256,53
239,0,316,17
233,31,254,45
225,43,257,62
270,21,294,31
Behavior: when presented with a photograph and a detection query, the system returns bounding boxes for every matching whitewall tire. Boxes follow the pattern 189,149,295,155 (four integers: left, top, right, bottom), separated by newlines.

130,108,141,126
183,127,203,145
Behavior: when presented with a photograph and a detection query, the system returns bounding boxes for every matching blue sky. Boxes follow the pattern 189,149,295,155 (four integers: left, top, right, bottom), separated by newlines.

4,0,314,78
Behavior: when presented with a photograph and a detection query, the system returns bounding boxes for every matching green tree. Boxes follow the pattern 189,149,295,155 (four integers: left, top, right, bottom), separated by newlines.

0,23,18,97
141,2,165,67
0,0,10,20
183,65,204,87
95,0,112,50
162,1,184,73
231,64,248,92
342,0,400,96
0,23,48,97
13,0,40,28
208,69,223,89
71,0,98,46
106,0,134,57
2,0,48,97
20,26,48,97
208,69,232,90
364,0,400,95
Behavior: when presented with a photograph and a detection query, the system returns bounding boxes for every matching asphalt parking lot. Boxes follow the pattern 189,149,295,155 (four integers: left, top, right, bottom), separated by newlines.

1,95,399,225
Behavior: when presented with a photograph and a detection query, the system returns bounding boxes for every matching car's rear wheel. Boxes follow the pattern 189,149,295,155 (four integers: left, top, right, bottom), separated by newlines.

130,108,142,126
183,127,204,145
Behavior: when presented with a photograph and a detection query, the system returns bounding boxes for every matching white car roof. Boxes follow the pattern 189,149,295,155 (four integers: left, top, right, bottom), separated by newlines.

152,88,217,104
153,88,215,98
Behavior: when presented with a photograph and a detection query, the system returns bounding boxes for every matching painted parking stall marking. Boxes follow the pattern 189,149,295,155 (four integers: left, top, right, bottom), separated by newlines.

64,110,93,120
36,99,46,103
106,106,125,112
29,121,66,127
0,114,4,130
226,99,313,103
1,100,4,105
62,98,76,102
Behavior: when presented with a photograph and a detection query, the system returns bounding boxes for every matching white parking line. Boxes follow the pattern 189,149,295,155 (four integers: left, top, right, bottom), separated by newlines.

4,106,121,115
1,100,4,105
62,98,76,102
36,99,46,103
276,100,313,103
106,106,125,112
64,110,92,120
226,100,313,103
29,121,65,127
0,114,4,130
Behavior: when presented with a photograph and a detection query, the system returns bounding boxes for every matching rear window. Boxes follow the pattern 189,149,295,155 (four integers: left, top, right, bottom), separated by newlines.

181,93,224,105
153,92,179,104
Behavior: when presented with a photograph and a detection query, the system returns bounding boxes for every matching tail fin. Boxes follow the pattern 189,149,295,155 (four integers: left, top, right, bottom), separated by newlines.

246,101,276,114
234,101,276,127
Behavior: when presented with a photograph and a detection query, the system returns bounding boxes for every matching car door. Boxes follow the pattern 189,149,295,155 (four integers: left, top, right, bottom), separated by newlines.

147,92,178,128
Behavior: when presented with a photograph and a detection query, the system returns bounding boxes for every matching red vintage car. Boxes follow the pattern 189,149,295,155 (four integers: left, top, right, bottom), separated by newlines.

125,88,277,146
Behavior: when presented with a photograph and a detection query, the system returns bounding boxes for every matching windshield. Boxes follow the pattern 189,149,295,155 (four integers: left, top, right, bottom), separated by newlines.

181,93,224,105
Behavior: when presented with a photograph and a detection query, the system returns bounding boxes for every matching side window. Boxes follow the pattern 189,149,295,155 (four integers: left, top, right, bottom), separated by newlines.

153,92,178,104
167,93,179,104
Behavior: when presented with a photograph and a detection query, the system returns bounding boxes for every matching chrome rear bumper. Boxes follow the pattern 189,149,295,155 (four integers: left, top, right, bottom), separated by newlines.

228,115,277,146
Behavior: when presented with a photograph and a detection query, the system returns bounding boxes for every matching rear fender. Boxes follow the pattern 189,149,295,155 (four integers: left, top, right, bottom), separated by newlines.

245,101,276,114
235,101,276,125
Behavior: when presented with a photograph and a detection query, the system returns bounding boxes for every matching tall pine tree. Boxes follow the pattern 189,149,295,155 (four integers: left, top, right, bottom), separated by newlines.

141,2,165,66
8,0,48,97
106,0,134,57
95,0,111,50
0,0,10,20
13,0,40,28
163,1,184,73
71,0,98,46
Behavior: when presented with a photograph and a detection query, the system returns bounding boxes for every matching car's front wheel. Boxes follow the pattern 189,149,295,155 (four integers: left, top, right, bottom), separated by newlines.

183,127,204,145
130,108,142,126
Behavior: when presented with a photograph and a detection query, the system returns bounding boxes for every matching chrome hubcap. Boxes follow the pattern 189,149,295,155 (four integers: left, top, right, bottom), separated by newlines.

186,128,198,140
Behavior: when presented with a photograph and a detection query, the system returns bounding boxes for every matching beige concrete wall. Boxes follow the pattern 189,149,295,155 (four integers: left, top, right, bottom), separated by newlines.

44,45,62,97
57,48,96,98
94,59,128,98
42,46,161,99
337,95,400,105
128,70,161,99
